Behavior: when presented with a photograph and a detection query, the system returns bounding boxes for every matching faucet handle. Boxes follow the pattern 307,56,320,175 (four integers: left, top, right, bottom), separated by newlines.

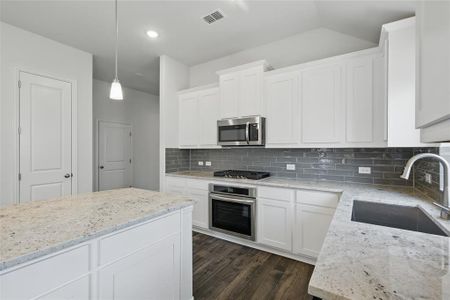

433,202,450,220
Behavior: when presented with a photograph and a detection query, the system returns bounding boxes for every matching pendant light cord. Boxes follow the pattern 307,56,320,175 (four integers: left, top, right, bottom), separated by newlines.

114,0,119,80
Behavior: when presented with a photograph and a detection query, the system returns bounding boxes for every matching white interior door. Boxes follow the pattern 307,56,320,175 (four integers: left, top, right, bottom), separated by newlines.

98,121,132,191
19,71,72,203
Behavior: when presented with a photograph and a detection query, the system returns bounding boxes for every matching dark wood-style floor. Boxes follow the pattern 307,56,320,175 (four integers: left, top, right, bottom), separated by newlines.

193,232,315,300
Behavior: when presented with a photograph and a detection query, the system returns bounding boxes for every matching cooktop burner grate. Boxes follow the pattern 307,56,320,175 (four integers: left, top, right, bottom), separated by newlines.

213,170,270,180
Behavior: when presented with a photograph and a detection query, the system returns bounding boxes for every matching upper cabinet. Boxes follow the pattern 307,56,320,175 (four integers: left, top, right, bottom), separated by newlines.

217,60,269,119
416,2,450,142
178,85,220,149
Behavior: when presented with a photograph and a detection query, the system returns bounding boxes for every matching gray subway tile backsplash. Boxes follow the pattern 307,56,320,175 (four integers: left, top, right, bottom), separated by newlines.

165,146,445,201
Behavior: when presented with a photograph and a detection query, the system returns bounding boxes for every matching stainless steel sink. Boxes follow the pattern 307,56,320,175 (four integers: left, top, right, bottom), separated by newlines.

351,200,449,237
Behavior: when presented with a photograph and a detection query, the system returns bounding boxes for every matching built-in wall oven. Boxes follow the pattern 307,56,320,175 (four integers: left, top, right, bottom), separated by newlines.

217,116,265,146
209,184,256,241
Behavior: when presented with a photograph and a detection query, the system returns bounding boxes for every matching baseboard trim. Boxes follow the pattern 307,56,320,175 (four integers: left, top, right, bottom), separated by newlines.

193,227,317,266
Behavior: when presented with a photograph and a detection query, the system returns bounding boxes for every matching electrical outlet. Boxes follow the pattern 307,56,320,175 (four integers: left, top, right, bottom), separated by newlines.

205,161,212,167
358,167,371,174
286,164,296,171
425,173,432,184
198,161,204,166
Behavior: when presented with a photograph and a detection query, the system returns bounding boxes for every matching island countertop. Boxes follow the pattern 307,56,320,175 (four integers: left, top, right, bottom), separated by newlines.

166,171,450,300
0,188,193,271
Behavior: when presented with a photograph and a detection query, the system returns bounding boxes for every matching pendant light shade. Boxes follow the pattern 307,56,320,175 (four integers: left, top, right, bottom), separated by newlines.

110,79,123,100
110,0,123,100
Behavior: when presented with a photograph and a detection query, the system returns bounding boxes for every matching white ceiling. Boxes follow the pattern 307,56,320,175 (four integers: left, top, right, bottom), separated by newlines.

0,1,416,95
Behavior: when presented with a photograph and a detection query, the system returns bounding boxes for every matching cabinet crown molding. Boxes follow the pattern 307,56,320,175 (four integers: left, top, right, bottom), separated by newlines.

216,60,271,76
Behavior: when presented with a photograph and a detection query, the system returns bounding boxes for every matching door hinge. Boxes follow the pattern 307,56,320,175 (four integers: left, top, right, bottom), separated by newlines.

18,127,22,135
18,80,21,89
129,132,132,137
18,173,21,181
129,159,132,164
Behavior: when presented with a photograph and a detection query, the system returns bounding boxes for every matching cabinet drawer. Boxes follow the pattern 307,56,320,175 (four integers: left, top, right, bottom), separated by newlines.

98,213,180,266
258,186,294,202
0,245,90,300
185,178,209,191
296,190,339,208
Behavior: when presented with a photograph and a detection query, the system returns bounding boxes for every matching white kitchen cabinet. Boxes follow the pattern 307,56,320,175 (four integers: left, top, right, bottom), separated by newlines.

257,187,294,251
165,176,209,229
416,2,450,142
178,93,198,148
98,234,180,300
217,60,268,118
178,86,219,149
265,71,299,147
345,55,374,144
0,209,193,300
293,190,338,258
300,64,343,144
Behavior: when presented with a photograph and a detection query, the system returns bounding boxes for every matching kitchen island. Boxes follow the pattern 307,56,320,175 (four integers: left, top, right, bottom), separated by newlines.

0,188,194,300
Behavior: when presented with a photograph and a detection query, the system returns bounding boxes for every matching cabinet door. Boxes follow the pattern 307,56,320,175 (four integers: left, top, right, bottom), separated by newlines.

219,73,239,119
293,204,335,258
187,189,209,229
36,276,90,300
346,56,374,143
416,1,450,128
239,67,263,117
179,94,199,148
98,234,180,300
300,65,343,144
265,72,299,147
198,89,220,148
257,198,293,251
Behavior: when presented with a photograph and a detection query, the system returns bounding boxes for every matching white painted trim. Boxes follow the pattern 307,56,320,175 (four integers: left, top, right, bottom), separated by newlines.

192,227,317,266
96,120,133,191
177,83,218,95
14,67,78,203
216,59,270,75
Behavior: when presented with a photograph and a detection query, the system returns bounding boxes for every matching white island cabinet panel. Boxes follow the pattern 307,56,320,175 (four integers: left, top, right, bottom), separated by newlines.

265,72,299,147
300,65,343,144
0,245,90,300
98,234,180,300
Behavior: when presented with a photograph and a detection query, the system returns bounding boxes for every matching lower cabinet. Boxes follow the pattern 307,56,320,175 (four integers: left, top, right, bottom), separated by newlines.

98,234,180,300
257,187,295,251
293,190,339,258
0,210,193,300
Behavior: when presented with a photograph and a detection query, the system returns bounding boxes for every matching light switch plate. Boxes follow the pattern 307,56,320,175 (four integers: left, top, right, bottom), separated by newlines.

286,164,296,171
425,173,432,184
358,167,371,174
205,161,212,166
198,161,204,166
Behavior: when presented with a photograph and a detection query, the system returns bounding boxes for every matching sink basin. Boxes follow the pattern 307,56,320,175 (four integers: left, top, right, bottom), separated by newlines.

351,200,449,237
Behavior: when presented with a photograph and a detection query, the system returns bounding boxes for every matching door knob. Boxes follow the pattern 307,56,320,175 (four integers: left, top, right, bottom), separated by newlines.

64,173,71,178
99,165,104,169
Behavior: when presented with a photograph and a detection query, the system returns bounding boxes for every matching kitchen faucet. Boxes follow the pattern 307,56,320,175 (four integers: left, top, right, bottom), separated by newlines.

400,153,450,220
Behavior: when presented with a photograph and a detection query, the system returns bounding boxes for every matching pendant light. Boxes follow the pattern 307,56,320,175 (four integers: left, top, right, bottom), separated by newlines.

109,0,123,100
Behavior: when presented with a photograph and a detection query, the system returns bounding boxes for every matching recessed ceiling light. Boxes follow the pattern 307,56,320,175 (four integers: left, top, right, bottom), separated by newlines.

146,30,159,39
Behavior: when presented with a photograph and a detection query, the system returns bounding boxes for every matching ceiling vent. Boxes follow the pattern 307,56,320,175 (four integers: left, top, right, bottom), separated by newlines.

203,10,225,24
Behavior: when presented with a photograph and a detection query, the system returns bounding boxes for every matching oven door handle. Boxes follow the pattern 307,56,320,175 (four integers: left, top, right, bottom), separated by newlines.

210,194,255,204
245,122,250,145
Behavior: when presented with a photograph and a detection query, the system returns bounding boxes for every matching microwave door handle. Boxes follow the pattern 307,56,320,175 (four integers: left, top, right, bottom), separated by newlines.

245,122,250,145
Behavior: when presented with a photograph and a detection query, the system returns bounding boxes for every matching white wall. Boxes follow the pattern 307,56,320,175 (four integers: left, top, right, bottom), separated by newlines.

93,79,159,191
159,55,189,191
0,22,93,206
189,28,375,87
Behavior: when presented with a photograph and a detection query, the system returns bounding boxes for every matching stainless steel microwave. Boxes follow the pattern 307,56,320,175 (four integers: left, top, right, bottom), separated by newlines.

217,116,265,146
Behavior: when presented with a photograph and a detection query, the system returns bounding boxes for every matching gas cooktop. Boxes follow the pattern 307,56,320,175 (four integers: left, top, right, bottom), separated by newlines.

213,170,270,180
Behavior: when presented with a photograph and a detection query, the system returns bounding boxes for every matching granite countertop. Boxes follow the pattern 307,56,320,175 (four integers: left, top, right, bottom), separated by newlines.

0,188,193,271
166,171,450,300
